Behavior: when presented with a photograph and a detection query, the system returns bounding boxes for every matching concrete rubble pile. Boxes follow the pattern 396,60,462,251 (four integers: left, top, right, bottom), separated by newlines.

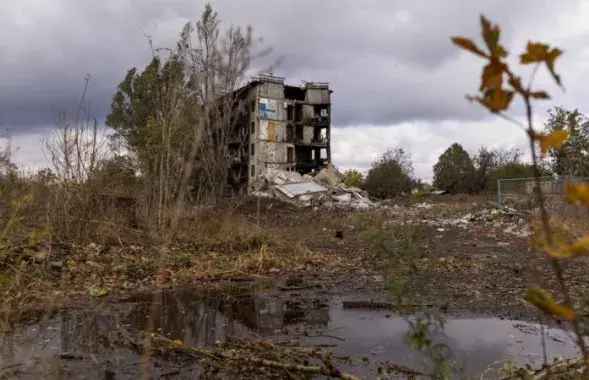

255,164,378,210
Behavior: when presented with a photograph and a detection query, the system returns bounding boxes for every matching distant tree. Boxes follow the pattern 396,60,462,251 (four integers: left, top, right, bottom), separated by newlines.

433,143,476,193
472,146,523,192
363,148,415,198
343,169,364,187
90,155,139,197
106,56,189,173
542,107,589,177
34,168,58,184
487,162,535,191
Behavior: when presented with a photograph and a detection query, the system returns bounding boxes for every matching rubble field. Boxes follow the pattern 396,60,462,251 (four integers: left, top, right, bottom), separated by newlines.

241,183,589,321
4,186,589,379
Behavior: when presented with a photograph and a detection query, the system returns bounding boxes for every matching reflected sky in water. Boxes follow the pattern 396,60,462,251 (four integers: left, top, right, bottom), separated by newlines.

1,288,580,379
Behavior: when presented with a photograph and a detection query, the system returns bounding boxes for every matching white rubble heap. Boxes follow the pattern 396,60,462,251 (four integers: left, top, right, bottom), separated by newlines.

254,164,378,210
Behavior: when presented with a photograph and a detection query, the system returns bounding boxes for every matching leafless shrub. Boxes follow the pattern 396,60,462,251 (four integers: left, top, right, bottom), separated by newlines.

39,76,135,243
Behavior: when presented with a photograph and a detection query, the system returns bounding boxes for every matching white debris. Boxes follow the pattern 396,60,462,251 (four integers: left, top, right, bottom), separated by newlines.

256,165,379,210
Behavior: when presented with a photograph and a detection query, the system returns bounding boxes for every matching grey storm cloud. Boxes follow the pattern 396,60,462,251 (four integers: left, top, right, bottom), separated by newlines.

0,0,583,133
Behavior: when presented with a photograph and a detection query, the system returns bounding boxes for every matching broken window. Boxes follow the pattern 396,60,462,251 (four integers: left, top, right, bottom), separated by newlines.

313,105,329,122
295,125,303,141
320,148,327,159
250,165,255,177
250,99,256,113
287,146,294,163
313,128,320,141
250,143,255,156
250,121,255,135
294,104,303,122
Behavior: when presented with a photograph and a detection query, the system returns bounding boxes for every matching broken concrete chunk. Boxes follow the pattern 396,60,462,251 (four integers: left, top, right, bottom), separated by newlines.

314,166,344,187
256,167,379,210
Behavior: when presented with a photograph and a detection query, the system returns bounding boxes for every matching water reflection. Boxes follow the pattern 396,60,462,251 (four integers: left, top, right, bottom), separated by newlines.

0,287,581,379
311,306,580,378
1,288,328,362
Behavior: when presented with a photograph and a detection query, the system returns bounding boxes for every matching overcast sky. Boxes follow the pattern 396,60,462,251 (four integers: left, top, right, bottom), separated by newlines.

2,0,589,181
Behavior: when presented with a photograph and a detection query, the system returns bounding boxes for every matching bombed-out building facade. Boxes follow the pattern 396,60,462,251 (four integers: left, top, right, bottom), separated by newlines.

228,75,332,193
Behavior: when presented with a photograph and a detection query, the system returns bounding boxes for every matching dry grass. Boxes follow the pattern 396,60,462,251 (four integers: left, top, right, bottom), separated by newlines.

532,197,589,239
0,194,345,317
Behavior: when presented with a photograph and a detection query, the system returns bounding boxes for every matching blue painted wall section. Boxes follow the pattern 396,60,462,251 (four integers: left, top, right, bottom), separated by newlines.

258,101,276,118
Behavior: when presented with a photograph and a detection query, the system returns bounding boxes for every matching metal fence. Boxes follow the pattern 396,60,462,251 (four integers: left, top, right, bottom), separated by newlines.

497,176,589,207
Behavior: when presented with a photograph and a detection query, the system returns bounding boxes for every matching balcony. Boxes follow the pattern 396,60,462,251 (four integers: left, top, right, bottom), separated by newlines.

294,117,330,127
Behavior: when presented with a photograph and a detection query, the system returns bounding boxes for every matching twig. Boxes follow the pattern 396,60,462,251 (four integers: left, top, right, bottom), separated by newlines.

523,91,589,363
137,333,363,380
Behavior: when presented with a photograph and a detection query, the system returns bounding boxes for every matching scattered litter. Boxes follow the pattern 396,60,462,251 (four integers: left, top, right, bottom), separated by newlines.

384,201,534,239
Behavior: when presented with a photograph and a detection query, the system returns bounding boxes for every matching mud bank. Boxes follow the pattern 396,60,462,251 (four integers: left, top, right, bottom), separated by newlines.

1,285,580,379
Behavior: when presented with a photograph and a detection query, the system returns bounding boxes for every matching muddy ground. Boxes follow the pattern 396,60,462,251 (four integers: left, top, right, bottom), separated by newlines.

2,194,588,379
233,195,589,322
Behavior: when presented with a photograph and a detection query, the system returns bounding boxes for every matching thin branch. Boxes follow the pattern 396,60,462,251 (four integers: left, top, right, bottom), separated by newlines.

523,91,589,364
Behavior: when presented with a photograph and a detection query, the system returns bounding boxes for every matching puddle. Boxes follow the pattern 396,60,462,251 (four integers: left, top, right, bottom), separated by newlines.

0,287,580,379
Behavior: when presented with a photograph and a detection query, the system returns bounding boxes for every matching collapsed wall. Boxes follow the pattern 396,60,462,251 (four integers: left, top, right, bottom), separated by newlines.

253,164,378,210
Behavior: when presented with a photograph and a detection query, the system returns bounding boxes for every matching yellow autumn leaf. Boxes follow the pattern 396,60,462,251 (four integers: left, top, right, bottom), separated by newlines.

530,231,589,259
530,230,564,249
531,129,569,155
548,236,589,258
524,285,576,320
564,180,589,206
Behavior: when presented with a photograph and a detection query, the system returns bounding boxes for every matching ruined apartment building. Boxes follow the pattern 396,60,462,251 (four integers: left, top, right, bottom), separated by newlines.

228,74,332,192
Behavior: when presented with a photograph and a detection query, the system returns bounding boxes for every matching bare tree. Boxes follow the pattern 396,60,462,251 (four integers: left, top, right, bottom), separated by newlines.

42,75,109,183
176,5,254,201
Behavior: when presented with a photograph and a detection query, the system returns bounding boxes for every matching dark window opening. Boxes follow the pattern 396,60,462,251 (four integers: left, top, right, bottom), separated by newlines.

295,125,303,141
250,121,255,134
250,143,255,156
286,105,294,120
250,99,256,112
284,86,306,101
287,146,294,163
250,165,255,177
294,104,303,122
